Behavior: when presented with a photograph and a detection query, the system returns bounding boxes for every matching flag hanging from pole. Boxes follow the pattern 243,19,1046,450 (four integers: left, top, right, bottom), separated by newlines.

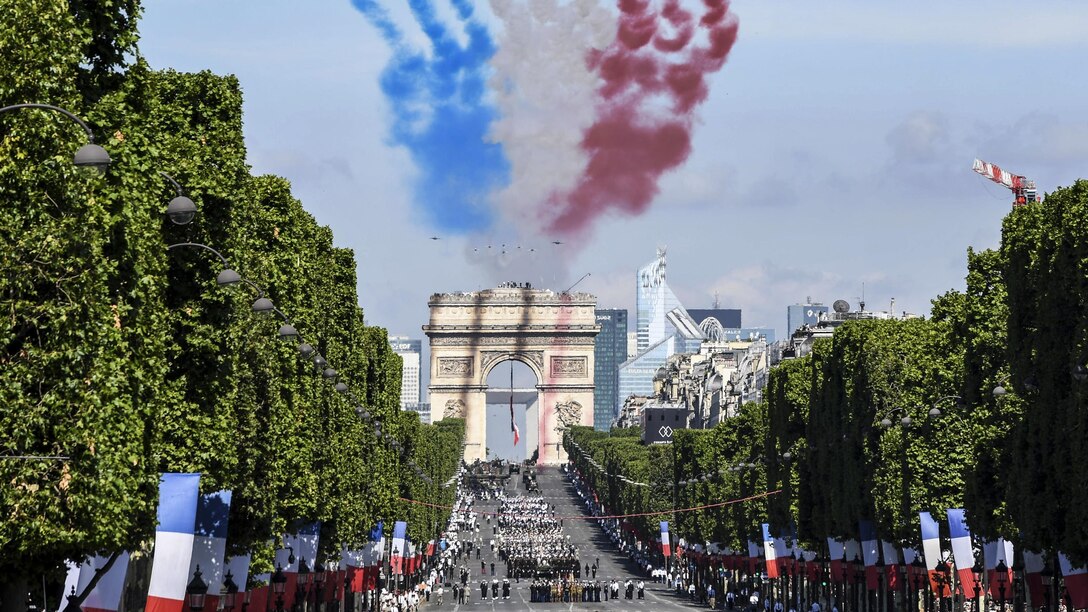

184,490,232,612
947,509,981,597
660,522,671,557
510,363,520,446
391,521,407,575
146,473,201,612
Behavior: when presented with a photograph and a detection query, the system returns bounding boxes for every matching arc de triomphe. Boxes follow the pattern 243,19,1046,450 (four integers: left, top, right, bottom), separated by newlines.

424,285,599,465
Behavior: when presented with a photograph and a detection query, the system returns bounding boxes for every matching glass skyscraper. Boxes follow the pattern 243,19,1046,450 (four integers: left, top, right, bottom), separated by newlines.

593,309,628,431
636,248,684,353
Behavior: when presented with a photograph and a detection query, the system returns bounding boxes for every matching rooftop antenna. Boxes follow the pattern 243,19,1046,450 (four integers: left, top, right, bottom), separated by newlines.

564,272,591,294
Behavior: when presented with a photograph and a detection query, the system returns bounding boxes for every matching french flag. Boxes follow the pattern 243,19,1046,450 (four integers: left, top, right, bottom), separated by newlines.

1023,550,1046,607
391,521,408,575
983,538,1014,600
882,541,901,590
947,509,981,597
919,511,948,596
271,521,321,610
762,524,780,578
1059,552,1088,609
844,539,861,584
183,491,232,612
747,539,761,574
661,522,671,557
146,473,201,612
859,520,880,590
827,538,845,582
81,553,131,612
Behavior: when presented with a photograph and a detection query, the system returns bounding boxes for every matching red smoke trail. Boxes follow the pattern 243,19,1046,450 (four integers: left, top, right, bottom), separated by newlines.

544,0,738,235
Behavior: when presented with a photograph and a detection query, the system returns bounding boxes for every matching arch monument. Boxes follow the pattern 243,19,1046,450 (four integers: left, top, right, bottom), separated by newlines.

424,284,599,465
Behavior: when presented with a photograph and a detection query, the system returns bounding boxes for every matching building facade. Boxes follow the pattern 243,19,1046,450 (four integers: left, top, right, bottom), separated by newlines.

787,300,829,339
389,336,422,407
636,248,684,353
593,309,628,431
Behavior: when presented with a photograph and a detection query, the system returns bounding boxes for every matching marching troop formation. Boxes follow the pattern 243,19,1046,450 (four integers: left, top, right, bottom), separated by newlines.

497,492,580,578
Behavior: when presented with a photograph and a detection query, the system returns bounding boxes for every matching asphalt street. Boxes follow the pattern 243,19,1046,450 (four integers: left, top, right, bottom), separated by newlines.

434,466,709,612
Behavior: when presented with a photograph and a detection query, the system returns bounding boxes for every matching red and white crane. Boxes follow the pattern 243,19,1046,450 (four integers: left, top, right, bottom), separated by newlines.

973,158,1039,206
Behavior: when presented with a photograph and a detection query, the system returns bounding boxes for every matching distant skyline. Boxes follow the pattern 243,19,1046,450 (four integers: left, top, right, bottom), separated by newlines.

138,1,1088,342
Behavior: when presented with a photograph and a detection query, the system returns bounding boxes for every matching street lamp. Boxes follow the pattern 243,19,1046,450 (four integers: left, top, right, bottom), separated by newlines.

271,564,288,612
222,569,239,612
186,566,209,612
925,395,964,419
933,560,951,612
160,172,198,225
853,555,865,612
910,557,926,612
972,559,983,612
0,103,111,172
313,561,327,612
995,559,1009,612
1012,557,1024,612
1039,563,1053,612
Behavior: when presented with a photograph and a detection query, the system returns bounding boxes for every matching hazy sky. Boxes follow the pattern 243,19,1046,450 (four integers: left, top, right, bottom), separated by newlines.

138,0,1088,346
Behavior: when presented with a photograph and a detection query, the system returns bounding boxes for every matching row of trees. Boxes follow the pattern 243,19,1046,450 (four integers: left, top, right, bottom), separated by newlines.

0,0,462,602
566,181,1088,567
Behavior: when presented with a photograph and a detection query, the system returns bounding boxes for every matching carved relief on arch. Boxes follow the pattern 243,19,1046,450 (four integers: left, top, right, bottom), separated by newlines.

481,350,544,377
443,399,466,419
553,400,583,433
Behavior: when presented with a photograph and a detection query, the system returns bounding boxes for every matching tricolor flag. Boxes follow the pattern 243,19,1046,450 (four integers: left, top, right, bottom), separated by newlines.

1023,550,1046,607
947,509,981,597
146,473,201,612
391,521,407,575
881,541,901,590
844,539,861,584
827,538,846,582
661,522,671,557
1059,552,1088,609
858,520,880,590
183,491,232,612
747,539,761,574
80,554,130,612
762,524,780,578
919,511,948,595
983,538,1014,599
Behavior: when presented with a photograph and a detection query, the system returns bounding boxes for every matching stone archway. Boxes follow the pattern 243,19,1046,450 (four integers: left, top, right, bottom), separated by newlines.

424,285,599,465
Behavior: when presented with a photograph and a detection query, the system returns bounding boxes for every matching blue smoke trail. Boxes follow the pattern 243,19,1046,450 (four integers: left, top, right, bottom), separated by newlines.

351,0,508,233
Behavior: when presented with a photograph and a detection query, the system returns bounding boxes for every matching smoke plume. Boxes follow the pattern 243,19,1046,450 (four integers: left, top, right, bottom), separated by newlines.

351,0,509,233
544,0,739,236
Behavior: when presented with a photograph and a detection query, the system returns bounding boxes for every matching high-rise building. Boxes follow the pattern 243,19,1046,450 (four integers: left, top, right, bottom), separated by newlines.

688,308,742,330
636,248,685,353
787,300,829,338
388,336,421,407
593,309,628,431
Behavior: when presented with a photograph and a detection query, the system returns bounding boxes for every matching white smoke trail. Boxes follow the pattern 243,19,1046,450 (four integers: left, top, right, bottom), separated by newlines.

487,0,616,236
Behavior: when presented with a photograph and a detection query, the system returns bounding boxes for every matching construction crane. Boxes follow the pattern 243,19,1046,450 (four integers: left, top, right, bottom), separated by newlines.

973,158,1039,207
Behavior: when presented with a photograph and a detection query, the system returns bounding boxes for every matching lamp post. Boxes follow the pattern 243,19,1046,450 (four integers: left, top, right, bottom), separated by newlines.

272,564,288,612
995,559,1008,612
971,559,983,612
313,561,326,612
186,566,209,612
0,103,111,172
910,557,926,612
874,556,884,612
222,570,240,612
933,560,950,612
297,557,310,612
1011,557,1024,612
853,555,865,612
1039,563,1053,612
